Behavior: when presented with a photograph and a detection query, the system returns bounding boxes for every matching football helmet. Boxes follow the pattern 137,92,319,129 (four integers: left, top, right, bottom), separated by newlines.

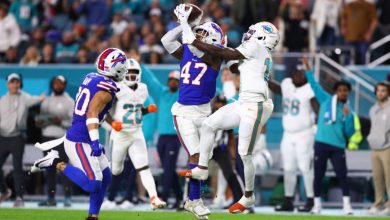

96,48,128,82
253,149,273,175
242,22,280,51
124,58,142,86
193,21,224,45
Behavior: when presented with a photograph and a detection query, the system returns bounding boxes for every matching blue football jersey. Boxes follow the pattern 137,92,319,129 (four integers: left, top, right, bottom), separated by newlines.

66,73,118,143
178,44,220,105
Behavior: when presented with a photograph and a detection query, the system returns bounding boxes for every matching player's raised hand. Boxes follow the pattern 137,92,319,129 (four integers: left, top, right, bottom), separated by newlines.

147,104,158,113
301,57,310,70
174,4,192,24
111,121,123,132
90,140,104,157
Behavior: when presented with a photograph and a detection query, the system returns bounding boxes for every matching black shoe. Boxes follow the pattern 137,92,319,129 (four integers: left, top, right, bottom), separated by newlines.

275,197,294,212
298,197,314,212
86,216,98,220
38,199,57,207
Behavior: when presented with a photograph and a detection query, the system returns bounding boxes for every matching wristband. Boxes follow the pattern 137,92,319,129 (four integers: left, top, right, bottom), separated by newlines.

86,118,99,125
88,129,99,141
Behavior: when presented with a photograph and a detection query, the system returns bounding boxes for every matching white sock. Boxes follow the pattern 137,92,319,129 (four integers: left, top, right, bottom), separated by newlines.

302,170,314,198
139,168,158,198
284,172,297,197
216,169,227,201
314,197,321,207
241,155,255,192
343,196,351,207
198,123,217,167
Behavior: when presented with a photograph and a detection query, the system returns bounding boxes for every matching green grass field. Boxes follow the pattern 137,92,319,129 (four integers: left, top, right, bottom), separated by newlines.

0,209,386,220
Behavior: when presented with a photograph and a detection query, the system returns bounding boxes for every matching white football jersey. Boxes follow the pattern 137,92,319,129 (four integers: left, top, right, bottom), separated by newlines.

112,82,148,128
281,78,315,133
236,39,272,103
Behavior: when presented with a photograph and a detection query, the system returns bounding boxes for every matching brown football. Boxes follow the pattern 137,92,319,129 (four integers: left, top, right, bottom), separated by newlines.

173,3,203,24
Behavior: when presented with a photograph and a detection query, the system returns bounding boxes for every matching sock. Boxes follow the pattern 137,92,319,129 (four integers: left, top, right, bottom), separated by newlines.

198,124,217,167
107,174,121,201
302,170,314,198
89,168,112,215
63,165,101,192
314,197,321,208
283,171,297,197
188,163,201,201
241,155,255,193
215,170,227,201
139,168,158,199
343,196,351,207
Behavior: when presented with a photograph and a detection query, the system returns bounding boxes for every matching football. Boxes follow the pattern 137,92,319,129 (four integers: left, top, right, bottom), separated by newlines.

173,3,203,26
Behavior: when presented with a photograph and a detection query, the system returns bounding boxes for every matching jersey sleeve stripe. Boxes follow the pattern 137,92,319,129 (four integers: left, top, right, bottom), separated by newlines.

97,84,111,91
99,81,117,90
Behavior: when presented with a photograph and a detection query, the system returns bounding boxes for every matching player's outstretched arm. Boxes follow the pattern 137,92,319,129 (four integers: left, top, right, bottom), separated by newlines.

192,39,246,60
161,26,183,60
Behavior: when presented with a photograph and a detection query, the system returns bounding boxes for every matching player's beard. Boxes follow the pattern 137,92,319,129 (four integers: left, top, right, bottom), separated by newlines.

53,89,65,96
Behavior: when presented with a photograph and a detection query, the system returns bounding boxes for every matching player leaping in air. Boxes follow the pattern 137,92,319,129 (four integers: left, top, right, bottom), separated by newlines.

31,48,128,220
103,58,166,209
161,4,224,220
178,21,280,213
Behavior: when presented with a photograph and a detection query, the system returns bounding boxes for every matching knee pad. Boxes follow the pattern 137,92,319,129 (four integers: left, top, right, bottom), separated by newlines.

111,162,124,176
202,118,218,132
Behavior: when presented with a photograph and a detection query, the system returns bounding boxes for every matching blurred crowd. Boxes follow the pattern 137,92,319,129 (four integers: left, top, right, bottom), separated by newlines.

0,0,388,65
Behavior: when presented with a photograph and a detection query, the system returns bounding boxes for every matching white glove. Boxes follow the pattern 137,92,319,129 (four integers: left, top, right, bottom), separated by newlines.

181,23,196,44
174,4,192,24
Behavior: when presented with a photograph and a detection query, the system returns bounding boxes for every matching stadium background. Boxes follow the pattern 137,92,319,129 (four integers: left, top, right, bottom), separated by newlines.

0,0,390,219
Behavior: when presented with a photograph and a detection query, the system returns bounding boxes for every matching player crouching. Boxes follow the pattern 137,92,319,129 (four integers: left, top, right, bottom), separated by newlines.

103,58,166,210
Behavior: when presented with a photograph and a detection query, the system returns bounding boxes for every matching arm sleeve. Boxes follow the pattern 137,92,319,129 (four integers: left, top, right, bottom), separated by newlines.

236,40,259,59
161,25,182,54
305,71,330,103
141,65,164,100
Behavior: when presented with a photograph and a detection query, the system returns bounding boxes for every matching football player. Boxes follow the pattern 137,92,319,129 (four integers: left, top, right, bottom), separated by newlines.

102,58,166,209
179,21,280,214
32,48,128,220
161,4,224,219
268,66,318,212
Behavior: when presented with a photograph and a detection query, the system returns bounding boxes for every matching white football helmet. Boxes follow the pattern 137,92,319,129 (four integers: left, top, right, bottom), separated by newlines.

242,22,280,51
193,21,223,45
253,149,273,175
96,48,128,81
124,58,142,86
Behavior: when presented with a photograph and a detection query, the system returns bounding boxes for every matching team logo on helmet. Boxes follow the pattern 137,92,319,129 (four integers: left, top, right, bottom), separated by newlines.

111,53,126,67
261,24,274,34
211,22,223,37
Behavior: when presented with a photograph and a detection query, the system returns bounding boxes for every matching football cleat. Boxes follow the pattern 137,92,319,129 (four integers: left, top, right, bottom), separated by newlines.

150,196,166,209
31,150,59,172
184,199,210,220
298,197,314,212
101,199,117,210
178,167,208,180
119,200,134,210
275,198,294,212
229,195,255,214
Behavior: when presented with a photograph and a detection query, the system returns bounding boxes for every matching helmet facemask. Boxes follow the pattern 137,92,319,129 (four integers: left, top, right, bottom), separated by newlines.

124,69,140,86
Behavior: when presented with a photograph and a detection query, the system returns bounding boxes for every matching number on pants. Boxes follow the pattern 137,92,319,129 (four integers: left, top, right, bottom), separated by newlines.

123,104,143,125
180,61,208,85
74,88,91,116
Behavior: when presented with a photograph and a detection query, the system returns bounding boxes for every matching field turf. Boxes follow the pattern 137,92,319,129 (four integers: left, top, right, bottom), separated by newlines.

0,209,386,220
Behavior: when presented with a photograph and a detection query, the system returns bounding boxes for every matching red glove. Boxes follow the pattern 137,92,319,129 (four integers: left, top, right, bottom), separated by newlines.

111,121,123,132
147,104,158,113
